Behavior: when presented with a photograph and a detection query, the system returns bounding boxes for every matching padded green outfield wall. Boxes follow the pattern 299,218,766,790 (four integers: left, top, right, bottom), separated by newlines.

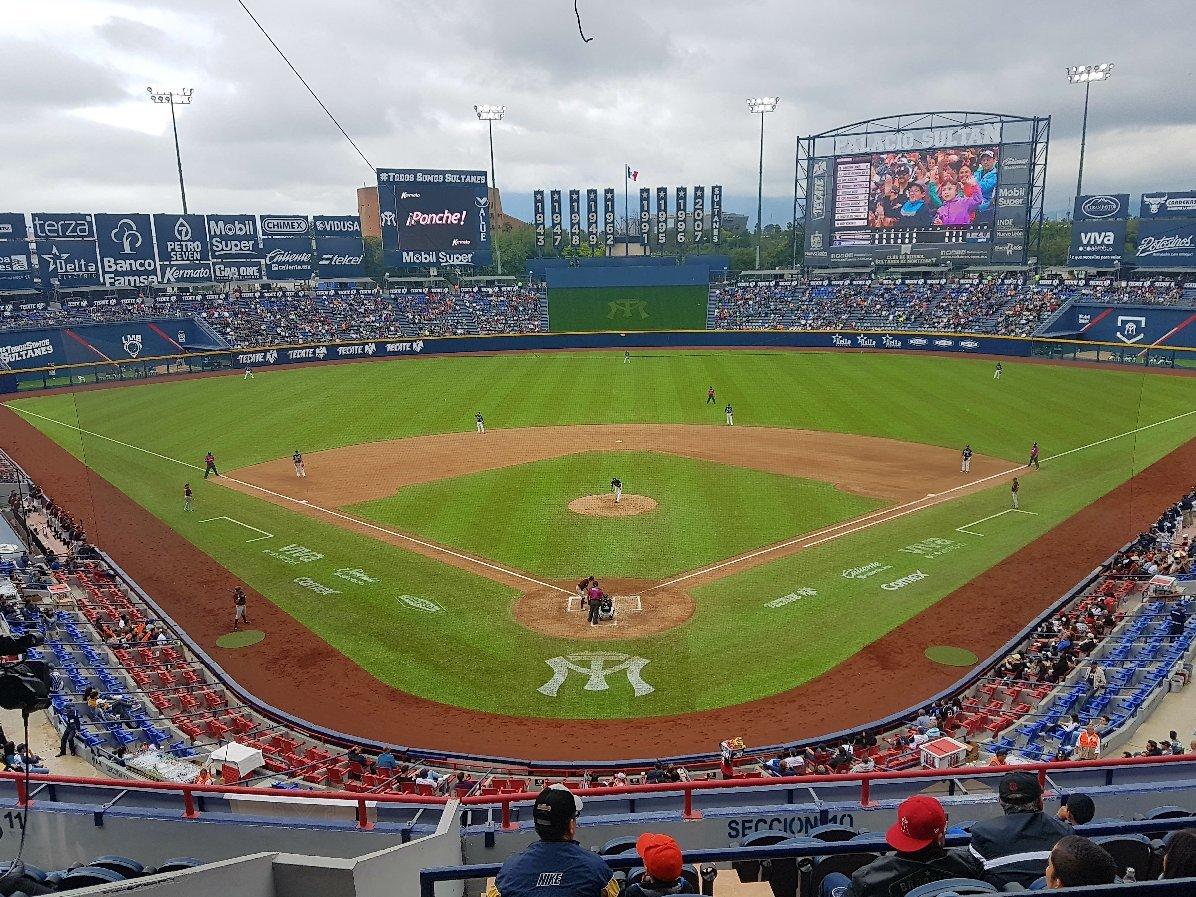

548,285,710,332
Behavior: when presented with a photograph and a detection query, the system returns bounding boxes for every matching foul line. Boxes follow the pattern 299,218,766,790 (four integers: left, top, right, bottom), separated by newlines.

4,404,567,595
199,516,275,542
956,508,1038,537
653,407,1196,591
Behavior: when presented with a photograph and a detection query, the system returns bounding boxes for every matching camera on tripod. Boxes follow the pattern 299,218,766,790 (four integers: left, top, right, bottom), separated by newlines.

0,634,51,713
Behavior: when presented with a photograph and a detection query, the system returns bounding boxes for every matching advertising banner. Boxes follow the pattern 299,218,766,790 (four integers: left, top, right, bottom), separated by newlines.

153,214,210,266
315,236,366,279
656,187,668,246
156,262,213,285
263,237,315,281
1073,194,1130,221
206,214,260,259
710,185,722,244
31,212,95,240
602,189,615,247
1066,218,1128,268
568,189,581,247
376,168,491,267
586,189,598,248
259,214,311,240
550,190,563,250
212,259,267,282
676,186,687,245
1133,219,1196,268
313,215,362,239
94,213,156,288
36,239,102,289
0,214,26,240
533,190,546,249
639,188,650,245
1140,191,1196,220
0,240,35,292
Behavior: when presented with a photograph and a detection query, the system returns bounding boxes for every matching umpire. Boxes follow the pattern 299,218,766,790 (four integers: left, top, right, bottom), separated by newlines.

487,785,618,897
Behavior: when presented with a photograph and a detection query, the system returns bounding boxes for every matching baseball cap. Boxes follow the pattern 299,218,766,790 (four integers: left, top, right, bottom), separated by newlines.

637,833,683,882
533,784,582,834
886,795,947,852
1062,793,1096,825
999,771,1043,804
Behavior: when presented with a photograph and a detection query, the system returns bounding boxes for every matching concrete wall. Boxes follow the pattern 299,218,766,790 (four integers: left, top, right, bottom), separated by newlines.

64,853,279,897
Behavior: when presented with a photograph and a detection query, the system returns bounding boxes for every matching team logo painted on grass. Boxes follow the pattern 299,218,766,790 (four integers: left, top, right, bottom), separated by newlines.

765,587,817,609
841,562,892,580
538,652,654,697
880,570,928,591
398,594,442,613
294,577,341,596
899,538,960,559
263,543,325,565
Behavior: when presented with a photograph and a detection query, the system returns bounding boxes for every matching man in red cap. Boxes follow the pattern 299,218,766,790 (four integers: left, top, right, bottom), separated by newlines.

819,795,981,897
624,833,694,896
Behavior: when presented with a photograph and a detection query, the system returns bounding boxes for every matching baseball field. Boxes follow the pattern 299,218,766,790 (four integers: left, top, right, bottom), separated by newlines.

2,349,1194,759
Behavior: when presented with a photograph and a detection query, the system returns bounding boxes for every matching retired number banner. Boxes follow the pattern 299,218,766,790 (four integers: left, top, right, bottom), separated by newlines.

586,189,598,247
550,190,563,250
603,188,615,247
675,186,687,245
656,187,668,245
692,186,705,244
639,188,651,245
533,190,546,249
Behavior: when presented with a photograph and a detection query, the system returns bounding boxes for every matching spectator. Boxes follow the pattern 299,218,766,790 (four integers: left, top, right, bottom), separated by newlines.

488,785,618,897
1044,835,1117,889
1075,723,1101,760
1162,829,1196,879
1057,794,1096,827
56,705,80,757
819,795,980,897
624,833,694,896
968,771,1071,888
376,749,398,771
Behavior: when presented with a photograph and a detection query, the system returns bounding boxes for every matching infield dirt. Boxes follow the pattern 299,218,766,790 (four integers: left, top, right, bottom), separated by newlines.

2,402,1190,760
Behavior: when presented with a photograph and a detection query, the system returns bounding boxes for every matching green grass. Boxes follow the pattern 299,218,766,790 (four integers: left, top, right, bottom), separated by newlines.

548,284,709,332
7,351,1195,719
347,451,883,579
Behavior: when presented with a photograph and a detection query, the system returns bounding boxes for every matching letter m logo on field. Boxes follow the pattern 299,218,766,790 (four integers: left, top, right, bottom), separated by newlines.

607,300,649,320
538,652,654,697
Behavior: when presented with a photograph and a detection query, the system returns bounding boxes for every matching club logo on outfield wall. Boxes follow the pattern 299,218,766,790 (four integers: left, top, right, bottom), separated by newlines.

538,653,654,698
121,333,142,358
1115,316,1147,344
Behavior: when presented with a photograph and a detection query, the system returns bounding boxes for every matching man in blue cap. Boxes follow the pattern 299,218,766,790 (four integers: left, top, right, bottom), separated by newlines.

489,784,618,897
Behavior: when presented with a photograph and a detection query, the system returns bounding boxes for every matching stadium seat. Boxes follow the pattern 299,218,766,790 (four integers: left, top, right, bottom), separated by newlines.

1092,834,1153,879
905,880,995,897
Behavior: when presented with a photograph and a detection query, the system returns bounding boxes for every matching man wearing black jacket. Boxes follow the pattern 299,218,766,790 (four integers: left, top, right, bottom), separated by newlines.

968,771,1070,888
819,796,980,897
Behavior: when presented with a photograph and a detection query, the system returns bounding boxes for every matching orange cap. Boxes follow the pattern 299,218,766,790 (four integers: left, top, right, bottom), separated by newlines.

637,832,683,882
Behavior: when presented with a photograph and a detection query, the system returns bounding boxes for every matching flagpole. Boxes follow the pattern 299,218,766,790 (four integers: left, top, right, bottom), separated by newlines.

623,166,629,257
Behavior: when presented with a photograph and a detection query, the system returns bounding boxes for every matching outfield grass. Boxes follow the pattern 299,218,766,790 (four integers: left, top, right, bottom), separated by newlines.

7,351,1195,719
347,451,883,579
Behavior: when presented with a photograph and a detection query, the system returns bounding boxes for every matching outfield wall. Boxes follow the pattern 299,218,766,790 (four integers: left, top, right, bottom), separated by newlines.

2,328,1190,395
1041,302,1196,347
0,317,222,372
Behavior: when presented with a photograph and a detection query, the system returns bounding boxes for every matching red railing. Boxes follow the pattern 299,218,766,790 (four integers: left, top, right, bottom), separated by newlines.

6,753,1195,832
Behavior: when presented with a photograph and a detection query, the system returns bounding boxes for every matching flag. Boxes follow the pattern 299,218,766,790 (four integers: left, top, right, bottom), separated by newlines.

626,165,639,182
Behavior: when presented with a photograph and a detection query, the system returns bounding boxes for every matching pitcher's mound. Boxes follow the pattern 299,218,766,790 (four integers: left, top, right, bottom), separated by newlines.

568,493,657,517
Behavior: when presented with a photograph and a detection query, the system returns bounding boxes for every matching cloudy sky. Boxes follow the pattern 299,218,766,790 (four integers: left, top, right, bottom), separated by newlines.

0,1,1189,224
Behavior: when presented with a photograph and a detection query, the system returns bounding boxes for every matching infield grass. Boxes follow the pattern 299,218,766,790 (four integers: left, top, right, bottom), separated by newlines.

347,451,883,579
7,351,1195,719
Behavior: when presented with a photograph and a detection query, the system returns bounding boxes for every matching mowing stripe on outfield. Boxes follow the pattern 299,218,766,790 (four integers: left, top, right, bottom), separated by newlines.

4,404,569,594
7,403,1194,596
652,407,1196,591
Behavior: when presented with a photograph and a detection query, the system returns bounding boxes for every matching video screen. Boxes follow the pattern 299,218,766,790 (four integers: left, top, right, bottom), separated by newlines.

831,145,999,248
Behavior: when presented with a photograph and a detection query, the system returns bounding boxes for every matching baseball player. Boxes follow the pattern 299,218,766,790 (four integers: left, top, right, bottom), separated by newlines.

587,589,604,626
611,477,623,503
1027,441,1040,469
183,483,193,512
293,450,305,478
577,576,592,609
623,351,631,364
233,587,249,630
707,386,716,404
1011,477,1020,510
994,362,1002,380
961,444,973,473
244,366,254,380
725,403,734,426
475,412,485,434
203,451,219,479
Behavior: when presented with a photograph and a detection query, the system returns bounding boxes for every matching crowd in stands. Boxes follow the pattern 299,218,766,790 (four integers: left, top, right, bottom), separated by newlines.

1,275,1189,347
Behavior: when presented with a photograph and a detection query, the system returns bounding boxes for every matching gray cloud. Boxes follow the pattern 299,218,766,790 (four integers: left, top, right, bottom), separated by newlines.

1,0,1191,222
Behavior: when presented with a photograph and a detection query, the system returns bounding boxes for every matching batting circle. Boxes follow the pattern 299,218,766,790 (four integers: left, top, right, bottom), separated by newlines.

216,629,267,649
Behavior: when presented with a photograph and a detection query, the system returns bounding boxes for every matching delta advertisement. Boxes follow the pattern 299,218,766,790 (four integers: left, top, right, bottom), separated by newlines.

376,168,492,268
